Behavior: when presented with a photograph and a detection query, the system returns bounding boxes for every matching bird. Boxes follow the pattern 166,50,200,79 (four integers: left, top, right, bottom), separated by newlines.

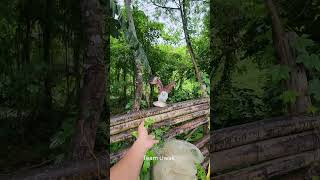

149,76,176,107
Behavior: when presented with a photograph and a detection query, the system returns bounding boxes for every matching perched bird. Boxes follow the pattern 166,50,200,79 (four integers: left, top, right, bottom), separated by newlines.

149,76,176,107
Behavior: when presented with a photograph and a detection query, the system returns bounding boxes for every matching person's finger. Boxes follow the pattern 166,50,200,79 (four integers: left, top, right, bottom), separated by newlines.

152,140,159,144
148,134,155,140
138,119,145,131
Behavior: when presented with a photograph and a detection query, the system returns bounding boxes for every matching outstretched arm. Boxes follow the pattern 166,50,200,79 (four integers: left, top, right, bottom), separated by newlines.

110,120,158,180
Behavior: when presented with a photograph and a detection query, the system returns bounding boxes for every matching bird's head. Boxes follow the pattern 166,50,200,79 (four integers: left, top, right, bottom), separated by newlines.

149,76,160,85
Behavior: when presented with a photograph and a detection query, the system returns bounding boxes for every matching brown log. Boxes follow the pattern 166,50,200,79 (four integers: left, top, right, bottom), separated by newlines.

213,130,320,173
111,123,210,162
154,109,209,128
195,135,210,149
110,98,209,126
201,146,209,157
202,157,210,169
211,116,320,152
166,116,209,139
213,149,320,180
111,103,209,135
7,154,109,180
110,110,209,143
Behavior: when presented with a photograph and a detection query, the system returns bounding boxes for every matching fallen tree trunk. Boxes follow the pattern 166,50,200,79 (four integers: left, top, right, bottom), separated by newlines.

195,134,210,149
165,116,209,139
7,154,109,180
212,116,320,152
111,98,209,126
111,103,209,135
111,121,210,162
213,149,320,180
110,110,209,143
213,130,320,173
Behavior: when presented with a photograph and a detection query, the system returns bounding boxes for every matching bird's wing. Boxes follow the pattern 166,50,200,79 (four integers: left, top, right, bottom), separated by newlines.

164,81,176,93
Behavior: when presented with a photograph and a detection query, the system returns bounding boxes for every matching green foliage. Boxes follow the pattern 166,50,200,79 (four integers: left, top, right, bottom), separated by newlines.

279,90,299,105
269,65,290,83
297,53,320,71
186,126,204,143
196,163,206,180
292,35,320,71
307,105,318,116
309,79,320,101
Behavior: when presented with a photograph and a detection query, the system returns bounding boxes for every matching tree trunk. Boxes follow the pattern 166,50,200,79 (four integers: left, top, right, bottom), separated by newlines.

71,0,106,160
73,31,81,107
43,0,53,111
178,0,207,97
122,66,127,106
124,0,144,111
265,0,311,115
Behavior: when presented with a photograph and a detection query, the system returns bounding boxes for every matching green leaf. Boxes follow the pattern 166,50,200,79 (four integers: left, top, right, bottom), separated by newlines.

297,54,320,71
142,160,151,173
309,79,320,101
196,163,206,180
279,90,299,105
131,131,138,139
307,106,318,115
269,65,290,83
292,34,314,54
144,117,155,128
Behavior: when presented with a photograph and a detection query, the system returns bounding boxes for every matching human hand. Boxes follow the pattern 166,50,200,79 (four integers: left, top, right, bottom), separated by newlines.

136,120,159,151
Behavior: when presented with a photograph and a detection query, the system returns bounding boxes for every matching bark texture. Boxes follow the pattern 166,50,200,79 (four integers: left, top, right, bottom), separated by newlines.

111,98,209,125
8,154,109,180
71,0,106,160
213,149,320,180
211,116,320,152
265,0,311,114
124,0,144,111
213,130,320,173
178,0,207,97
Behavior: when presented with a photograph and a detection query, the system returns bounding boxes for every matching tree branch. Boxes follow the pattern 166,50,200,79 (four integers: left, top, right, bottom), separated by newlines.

151,1,180,10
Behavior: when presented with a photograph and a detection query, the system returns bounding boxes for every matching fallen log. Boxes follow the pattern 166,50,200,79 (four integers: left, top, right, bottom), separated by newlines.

110,98,209,126
165,116,209,139
212,116,320,152
213,149,320,180
195,134,210,149
212,130,320,173
111,122,210,162
111,103,209,135
110,110,209,143
7,154,109,180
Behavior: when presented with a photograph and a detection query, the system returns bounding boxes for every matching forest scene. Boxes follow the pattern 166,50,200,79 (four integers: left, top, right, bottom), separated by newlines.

211,0,320,128
210,0,320,179
0,0,210,179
